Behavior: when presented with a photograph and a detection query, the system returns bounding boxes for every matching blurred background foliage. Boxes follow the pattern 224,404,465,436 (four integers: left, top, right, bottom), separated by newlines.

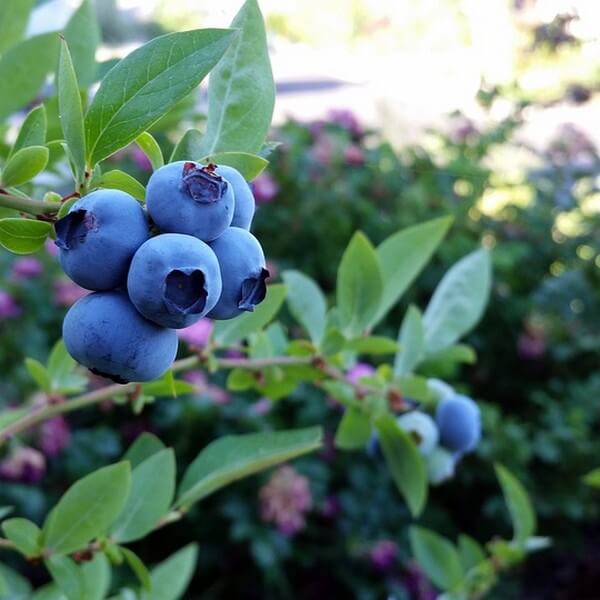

1,0,599,598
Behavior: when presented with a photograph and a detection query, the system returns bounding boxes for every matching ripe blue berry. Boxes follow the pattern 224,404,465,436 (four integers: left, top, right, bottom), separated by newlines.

207,227,269,320
435,394,481,453
54,190,149,290
215,165,255,230
63,291,178,383
146,161,234,242
396,411,439,456
127,233,222,329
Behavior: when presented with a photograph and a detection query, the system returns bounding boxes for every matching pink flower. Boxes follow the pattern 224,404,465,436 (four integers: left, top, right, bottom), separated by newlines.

0,447,46,483
131,146,152,171
369,540,398,571
38,417,70,457
178,318,213,349
183,369,208,393
259,466,312,536
45,239,59,257
252,172,279,204
10,257,43,281
0,290,21,320
312,136,333,165
346,362,375,385
53,279,88,307
344,144,364,165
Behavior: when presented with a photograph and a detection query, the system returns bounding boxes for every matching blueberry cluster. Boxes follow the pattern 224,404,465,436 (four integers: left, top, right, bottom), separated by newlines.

57,162,268,383
367,379,481,485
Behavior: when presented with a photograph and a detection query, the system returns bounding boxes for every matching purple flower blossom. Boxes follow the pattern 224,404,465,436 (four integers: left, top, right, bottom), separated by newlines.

327,109,362,137
346,362,375,385
183,369,207,393
10,257,43,281
250,397,272,416
320,494,341,519
178,318,213,349
252,172,279,204
53,279,88,307
259,465,312,536
369,540,399,571
38,416,70,457
404,561,437,600
0,447,46,483
0,290,21,320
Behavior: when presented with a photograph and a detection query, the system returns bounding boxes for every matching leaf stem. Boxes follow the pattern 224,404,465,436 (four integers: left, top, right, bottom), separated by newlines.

0,354,313,444
0,192,61,215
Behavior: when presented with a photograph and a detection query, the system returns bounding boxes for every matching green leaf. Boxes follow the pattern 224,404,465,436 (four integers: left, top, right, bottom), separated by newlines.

319,328,346,356
43,462,131,555
45,556,83,600
423,249,492,353
136,132,164,171
123,433,166,468
457,534,487,571
337,232,383,337
169,129,203,163
495,463,536,544
1,518,41,557
0,507,13,521
334,407,371,450
200,0,274,155
63,0,100,87
375,413,427,517
0,218,52,254
121,547,151,591
141,544,198,600
282,270,327,344
0,0,35,55
85,29,236,165
0,33,59,120
177,426,322,509
11,105,47,156
200,151,268,181
0,563,31,600
81,554,111,600
226,368,255,391
409,526,464,591
583,467,600,487
91,169,145,201
374,216,453,325
213,284,286,346
394,305,425,376
1,145,49,186
111,449,175,543
57,38,86,185
30,583,63,600
47,339,77,391
25,358,51,392
345,336,399,355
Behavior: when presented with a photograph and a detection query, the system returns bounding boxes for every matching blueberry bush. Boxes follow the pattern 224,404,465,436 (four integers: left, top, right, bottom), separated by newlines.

0,2,549,598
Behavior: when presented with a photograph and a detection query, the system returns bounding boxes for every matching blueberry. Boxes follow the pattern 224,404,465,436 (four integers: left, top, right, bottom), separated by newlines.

63,291,178,383
207,227,269,320
215,165,255,230
427,378,455,402
426,447,456,485
127,233,222,328
146,161,234,242
435,394,481,453
54,190,149,290
396,411,439,456
366,433,383,460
